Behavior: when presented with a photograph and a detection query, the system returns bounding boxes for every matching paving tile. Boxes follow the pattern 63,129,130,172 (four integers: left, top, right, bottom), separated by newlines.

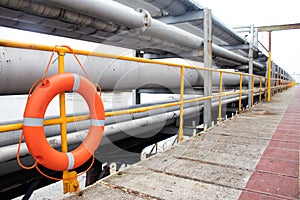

244,171,299,199
262,147,299,162
274,129,300,136
268,140,300,150
239,190,285,200
256,157,299,177
276,123,300,130
272,133,300,143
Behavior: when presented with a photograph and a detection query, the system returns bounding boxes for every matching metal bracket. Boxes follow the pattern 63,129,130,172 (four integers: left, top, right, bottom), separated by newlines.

63,171,79,194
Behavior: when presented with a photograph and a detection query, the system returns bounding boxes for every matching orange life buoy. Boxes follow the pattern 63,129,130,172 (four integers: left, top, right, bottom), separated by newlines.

23,73,105,171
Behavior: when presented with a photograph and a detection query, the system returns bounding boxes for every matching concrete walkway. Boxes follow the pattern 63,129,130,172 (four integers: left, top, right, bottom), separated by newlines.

66,86,300,200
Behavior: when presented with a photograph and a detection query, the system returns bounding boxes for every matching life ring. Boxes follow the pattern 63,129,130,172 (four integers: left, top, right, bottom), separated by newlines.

23,73,105,171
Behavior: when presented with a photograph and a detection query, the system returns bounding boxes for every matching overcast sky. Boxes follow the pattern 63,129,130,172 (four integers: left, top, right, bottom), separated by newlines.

199,0,300,76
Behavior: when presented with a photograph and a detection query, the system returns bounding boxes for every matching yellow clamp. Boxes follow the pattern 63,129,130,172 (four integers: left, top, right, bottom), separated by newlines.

63,171,80,194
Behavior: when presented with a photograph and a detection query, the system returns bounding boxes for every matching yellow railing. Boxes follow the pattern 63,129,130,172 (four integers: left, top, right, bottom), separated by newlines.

0,39,292,138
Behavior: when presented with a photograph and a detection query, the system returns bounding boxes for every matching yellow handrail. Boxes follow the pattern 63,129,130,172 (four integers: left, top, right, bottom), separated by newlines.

0,39,292,136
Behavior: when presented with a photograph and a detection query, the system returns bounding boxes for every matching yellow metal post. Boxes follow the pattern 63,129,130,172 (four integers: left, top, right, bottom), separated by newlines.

239,74,243,112
218,72,223,122
57,50,79,193
58,51,68,153
267,31,272,102
178,66,185,142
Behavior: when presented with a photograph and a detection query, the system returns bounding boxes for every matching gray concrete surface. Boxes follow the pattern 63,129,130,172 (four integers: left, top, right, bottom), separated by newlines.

65,87,297,200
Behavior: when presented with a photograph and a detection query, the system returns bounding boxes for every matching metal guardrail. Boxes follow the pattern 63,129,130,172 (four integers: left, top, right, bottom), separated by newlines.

0,39,293,193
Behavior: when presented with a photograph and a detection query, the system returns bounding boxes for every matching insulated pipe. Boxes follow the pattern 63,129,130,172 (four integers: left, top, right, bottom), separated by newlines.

0,0,119,34
33,0,263,69
0,0,264,70
36,0,145,29
212,45,264,70
40,0,204,49
0,47,197,94
145,16,203,49
110,4,263,69
0,47,262,94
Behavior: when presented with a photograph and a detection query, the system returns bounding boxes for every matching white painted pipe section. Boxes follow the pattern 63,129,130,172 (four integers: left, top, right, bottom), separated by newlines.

0,47,199,94
0,47,262,94
145,13,203,48
212,44,264,70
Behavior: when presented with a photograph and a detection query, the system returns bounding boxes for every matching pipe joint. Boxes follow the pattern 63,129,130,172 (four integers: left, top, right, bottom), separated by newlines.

136,8,151,32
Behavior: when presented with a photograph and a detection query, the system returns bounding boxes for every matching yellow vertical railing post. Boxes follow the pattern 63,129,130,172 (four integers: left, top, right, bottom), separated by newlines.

218,71,223,122
267,31,272,102
178,66,185,142
239,74,243,112
58,49,68,157
251,75,254,107
57,49,79,194
259,76,262,102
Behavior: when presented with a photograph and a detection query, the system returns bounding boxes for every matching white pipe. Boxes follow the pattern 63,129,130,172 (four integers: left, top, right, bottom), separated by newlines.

0,47,263,95
35,0,264,69
145,14,203,48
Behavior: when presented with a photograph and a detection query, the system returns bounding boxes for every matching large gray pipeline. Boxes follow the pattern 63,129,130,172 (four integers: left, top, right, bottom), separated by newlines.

0,47,262,94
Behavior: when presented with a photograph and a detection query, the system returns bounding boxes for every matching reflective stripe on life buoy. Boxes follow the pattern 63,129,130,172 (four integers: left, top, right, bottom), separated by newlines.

23,73,105,171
